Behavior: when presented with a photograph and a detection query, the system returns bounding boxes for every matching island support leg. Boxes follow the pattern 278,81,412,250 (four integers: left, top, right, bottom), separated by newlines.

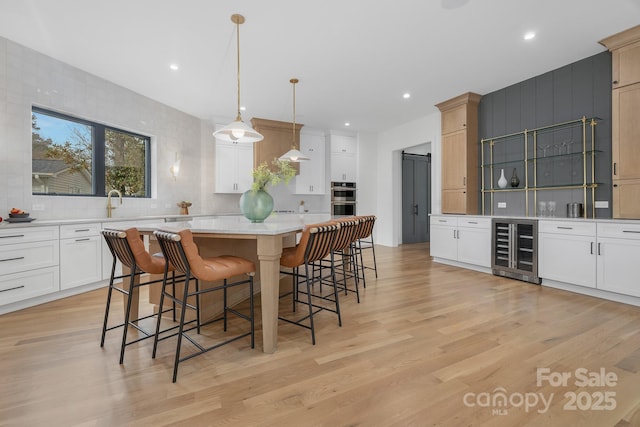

256,235,283,354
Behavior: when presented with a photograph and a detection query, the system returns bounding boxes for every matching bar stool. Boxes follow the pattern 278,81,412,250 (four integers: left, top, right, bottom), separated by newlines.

353,215,378,287
100,228,178,364
279,222,340,345
316,217,361,302
152,229,255,382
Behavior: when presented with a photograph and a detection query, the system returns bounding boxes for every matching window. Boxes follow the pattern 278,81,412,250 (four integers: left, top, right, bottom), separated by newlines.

31,107,150,197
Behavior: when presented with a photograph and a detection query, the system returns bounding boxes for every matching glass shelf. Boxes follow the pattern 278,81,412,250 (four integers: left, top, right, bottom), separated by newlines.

480,159,526,168
480,116,599,217
531,150,602,162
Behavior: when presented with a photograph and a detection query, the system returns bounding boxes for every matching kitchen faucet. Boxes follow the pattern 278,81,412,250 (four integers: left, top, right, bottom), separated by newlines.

106,189,122,218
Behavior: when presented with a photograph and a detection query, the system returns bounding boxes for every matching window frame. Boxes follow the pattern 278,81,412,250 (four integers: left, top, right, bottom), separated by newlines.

32,106,151,198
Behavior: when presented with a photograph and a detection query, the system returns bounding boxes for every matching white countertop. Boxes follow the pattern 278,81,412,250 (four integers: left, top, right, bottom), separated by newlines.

137,214,333,236
430,213,640,225
0,212,334,231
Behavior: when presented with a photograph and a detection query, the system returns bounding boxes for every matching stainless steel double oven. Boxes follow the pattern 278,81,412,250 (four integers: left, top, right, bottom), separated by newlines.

331,181,356,216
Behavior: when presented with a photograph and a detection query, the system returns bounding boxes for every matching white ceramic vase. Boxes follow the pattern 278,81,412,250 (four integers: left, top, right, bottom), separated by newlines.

497,168,508,189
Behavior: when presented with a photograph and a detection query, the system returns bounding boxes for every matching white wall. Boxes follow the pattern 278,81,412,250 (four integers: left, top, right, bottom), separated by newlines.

0,36,201,220
361,112,441,247
0,36,334,220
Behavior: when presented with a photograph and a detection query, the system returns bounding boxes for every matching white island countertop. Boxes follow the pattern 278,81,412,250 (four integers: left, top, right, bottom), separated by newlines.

135,213,333,235
0,212,333,230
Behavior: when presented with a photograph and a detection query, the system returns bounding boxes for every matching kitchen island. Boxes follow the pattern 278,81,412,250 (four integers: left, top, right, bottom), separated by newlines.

137,214,332,354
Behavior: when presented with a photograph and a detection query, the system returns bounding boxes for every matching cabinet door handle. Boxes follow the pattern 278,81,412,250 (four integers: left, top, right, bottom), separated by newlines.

612,80,618,85
75,229,91,232
622,230,640,234
467,221,478,224
463,177,466,186
0,285,25,293
0,234,25,239
613,163,617,176
557,226,573,230
598,242,601,256
75,238,91,242
590,242,594,255
0,256,25,262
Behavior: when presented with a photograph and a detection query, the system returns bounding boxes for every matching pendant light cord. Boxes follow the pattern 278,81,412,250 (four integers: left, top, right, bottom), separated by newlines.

232,14,244,122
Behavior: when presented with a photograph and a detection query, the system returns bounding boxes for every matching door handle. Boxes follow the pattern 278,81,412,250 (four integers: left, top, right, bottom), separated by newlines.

613,163,617,176
590,242,594,254
597,242,601,256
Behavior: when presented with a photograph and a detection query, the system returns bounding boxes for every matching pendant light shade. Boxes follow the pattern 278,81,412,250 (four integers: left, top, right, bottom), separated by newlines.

279,78,309,162
213,14,263,143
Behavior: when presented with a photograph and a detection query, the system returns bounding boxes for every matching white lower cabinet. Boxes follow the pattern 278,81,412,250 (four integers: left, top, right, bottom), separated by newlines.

430,215,491,268
539,220,640,297
0,226,60,307
0,267,59,305
60,223,102,290
596,222,640,297
539,221,597,288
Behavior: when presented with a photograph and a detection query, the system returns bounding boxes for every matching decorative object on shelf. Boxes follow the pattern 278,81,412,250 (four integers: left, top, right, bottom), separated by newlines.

279,78,309,162
212,14,264,143
547,201,556,217
497,169,508,189
510,168,520,187
240,159,296,222
538,201,547,217
177,201,192,215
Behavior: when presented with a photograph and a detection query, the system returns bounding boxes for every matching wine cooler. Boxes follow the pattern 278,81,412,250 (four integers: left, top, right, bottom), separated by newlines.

491,219,540,284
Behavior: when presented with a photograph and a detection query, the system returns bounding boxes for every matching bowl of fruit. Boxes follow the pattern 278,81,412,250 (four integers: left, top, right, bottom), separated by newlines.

9,208,29,219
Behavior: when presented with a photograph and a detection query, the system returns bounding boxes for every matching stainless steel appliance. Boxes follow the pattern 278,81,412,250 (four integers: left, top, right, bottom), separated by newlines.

491,218,540,284
331,181,356,216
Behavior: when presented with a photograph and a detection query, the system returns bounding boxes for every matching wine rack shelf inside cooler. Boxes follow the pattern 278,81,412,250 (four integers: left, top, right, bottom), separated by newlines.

491,219,540,284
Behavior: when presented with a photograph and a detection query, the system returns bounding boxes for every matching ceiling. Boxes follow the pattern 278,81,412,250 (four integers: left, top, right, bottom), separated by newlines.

1,0,639,133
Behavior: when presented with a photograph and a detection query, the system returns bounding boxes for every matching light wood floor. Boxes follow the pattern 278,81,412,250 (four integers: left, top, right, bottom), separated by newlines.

2,243,640,426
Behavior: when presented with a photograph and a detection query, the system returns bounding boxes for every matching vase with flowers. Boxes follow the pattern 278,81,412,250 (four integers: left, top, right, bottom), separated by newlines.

240,159,296,222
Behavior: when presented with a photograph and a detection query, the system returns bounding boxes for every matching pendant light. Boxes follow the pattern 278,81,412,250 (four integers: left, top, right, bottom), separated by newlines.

213,14,264,143
279,78,310,162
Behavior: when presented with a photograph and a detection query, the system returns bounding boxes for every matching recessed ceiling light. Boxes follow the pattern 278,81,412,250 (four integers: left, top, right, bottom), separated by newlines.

524,32,536,41
169,63,179,71
344,122,350,127
403,92,411,99
240,106,246,111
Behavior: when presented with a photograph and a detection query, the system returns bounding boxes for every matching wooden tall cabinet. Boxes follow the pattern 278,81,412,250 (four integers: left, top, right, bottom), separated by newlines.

436,92,481,214
600,25,640,218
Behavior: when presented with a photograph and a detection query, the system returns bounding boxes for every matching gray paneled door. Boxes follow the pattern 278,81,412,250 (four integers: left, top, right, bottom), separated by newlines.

402,153,431,243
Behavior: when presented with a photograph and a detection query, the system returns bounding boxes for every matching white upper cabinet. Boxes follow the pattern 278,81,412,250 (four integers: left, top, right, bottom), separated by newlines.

295,132,326,195
215,140,254,193
330,135,357,154
329,134,357,182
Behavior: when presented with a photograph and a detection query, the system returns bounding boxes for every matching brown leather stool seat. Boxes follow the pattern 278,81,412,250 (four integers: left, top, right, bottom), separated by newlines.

100,227,180,364
152,229,255,382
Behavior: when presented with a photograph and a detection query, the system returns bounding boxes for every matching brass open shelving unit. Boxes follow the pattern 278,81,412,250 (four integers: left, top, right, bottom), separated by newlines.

480,116,599,218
